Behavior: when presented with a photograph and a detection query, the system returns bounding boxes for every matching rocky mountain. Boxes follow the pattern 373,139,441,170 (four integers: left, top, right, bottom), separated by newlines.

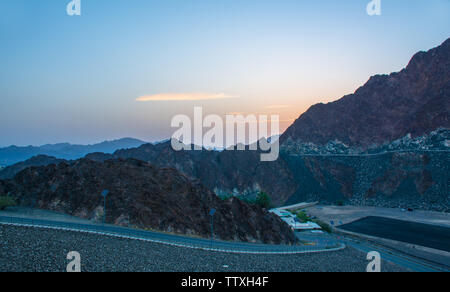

0,138,147,166
276,38,450,211
281,38,450,148
0,158,297,244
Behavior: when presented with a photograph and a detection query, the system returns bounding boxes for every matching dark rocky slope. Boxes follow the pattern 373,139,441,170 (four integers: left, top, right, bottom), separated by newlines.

85,142,298,206
0,155,66,180
83,133,450,212
283,146,449,212
0,158,297,244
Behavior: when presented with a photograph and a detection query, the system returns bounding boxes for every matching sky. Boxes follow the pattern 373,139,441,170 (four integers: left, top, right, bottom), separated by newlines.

0,0,449,146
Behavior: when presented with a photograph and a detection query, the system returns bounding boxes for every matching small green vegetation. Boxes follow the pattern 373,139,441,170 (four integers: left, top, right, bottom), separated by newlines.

294,210,333,233
255,192,271,209
295,211,310,223
218,193,233,201
0,196,17,210
218,191,272,209
311,219,332,233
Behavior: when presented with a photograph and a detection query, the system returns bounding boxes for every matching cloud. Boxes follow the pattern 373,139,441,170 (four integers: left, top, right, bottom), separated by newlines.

136,93,238,102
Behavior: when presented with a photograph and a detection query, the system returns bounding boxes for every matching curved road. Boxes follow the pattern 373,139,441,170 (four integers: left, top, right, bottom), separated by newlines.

296,231,449,272
0,216,344,255
343,237,449,272
2,215,446,271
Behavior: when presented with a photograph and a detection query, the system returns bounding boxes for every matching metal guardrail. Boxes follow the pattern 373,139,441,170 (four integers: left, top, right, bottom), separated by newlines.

0,216,345,254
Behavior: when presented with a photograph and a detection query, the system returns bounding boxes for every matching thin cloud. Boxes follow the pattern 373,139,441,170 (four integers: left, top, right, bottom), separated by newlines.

264,104,290,109
136,93,239,102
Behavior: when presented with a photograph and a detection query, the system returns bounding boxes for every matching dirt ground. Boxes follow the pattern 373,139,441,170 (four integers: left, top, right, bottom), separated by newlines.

305,205,450,228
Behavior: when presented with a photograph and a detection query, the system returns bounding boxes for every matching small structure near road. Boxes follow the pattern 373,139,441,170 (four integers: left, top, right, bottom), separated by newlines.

270,207,321,231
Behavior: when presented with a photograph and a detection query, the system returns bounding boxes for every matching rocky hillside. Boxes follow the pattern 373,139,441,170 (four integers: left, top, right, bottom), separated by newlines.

80,133,449,213
281,38,450,148
277,38,450,211
85,141,298,206
0,155,66,180
282,144,449,212
0,158,297,244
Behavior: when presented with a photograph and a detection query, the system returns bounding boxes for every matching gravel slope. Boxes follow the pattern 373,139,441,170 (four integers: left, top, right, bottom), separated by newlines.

0,225,408,272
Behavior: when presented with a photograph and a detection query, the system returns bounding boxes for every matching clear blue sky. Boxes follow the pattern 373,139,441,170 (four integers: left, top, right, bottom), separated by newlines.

0,0,449,146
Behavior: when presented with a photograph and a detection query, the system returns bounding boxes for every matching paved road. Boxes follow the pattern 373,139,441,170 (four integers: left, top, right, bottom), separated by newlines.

1,215,444,271
296,230,450,272
343,237,449,272
0,224,407,272
339,216,450,252
0,215,344,255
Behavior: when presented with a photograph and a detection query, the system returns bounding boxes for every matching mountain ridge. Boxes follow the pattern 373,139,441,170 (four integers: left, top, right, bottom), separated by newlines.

280,37,450,148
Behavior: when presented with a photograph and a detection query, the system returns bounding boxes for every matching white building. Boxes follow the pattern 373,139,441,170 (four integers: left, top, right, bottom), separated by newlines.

269,208,321,231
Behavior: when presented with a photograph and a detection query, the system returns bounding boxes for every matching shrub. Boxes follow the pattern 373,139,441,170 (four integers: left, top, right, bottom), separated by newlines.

0,196,16,210
296,211,310,223
218,193,233,201
240,196,255,204
255,192,271,209
312,219,333,233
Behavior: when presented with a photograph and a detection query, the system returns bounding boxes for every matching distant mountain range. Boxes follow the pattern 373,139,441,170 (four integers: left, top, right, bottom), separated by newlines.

0,138,147,166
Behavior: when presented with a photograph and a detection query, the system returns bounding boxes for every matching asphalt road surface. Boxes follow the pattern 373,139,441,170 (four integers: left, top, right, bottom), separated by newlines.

338,216,450,252
0,225,407,272
0,216,343,254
